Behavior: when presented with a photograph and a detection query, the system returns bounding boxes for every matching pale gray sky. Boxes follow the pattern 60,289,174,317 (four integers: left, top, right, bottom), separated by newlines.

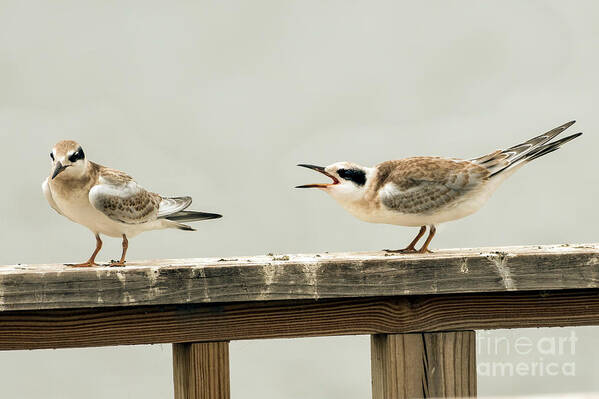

0,0,597,397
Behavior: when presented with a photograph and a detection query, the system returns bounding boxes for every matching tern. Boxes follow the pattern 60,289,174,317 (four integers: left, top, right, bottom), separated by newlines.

297,121,581,253
43,140,222,267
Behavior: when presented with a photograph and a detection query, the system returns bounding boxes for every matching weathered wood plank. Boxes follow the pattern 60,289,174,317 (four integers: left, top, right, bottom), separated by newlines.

173,342,230,399
0,289,598,350
0,244,597,311
371,332,476,398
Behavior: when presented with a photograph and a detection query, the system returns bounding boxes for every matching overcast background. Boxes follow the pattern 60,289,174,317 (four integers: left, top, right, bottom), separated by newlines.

1,0,598,397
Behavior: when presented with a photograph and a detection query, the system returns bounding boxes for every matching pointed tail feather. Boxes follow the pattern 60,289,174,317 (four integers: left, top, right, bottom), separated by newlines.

173,223,196,231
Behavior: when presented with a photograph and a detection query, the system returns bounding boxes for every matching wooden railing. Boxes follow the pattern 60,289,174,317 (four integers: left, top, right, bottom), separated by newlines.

1,244,598,398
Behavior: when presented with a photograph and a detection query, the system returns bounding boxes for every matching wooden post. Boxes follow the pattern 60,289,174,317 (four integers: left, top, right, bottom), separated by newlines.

173,342,231,399
371,331,476,399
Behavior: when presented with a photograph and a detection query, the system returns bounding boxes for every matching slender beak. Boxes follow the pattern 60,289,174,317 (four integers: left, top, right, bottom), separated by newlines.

295,164,340,188
51,162,69,179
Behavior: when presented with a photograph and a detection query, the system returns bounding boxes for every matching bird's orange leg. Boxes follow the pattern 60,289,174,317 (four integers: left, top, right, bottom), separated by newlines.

418,225,437,253
109,235,128,267
385,226,426,253
67,234,102,267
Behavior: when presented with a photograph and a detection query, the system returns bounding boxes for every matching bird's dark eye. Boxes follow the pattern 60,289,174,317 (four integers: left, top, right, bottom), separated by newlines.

50,152,55,161
68,148,85,163
337,168,366,186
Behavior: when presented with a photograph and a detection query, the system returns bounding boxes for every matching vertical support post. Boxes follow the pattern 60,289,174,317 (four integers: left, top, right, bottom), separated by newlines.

173,342,231,399
371,331,476,398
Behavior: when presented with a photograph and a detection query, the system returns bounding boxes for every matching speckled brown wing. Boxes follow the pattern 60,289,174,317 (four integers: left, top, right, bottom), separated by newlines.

88,165,162,224
376,157,490,215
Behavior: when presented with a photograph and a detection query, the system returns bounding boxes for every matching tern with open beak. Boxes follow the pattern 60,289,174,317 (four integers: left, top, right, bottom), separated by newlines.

43,140,222,267
297,121,582,253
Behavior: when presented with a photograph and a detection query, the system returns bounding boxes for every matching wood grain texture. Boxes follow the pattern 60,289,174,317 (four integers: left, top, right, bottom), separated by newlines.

1,244,598,311
173,342,230,399
0,289,598,350
371,332,476,398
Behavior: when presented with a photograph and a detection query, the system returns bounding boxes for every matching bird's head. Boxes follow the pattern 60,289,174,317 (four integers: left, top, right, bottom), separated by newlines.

296,162,373,202
49,140,88,180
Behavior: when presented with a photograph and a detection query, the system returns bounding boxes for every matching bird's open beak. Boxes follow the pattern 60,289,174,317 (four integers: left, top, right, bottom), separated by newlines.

295,164,340,188
51,162,69,179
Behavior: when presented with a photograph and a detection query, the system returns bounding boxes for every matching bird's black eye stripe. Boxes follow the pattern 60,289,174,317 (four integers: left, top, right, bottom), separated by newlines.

337,168,366,186
68,147,85,162
50,152,54,161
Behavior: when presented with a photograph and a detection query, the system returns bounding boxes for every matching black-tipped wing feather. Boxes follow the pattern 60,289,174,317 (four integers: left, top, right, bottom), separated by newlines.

163,211,222,222
525,133,582,162
470,121,581,177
